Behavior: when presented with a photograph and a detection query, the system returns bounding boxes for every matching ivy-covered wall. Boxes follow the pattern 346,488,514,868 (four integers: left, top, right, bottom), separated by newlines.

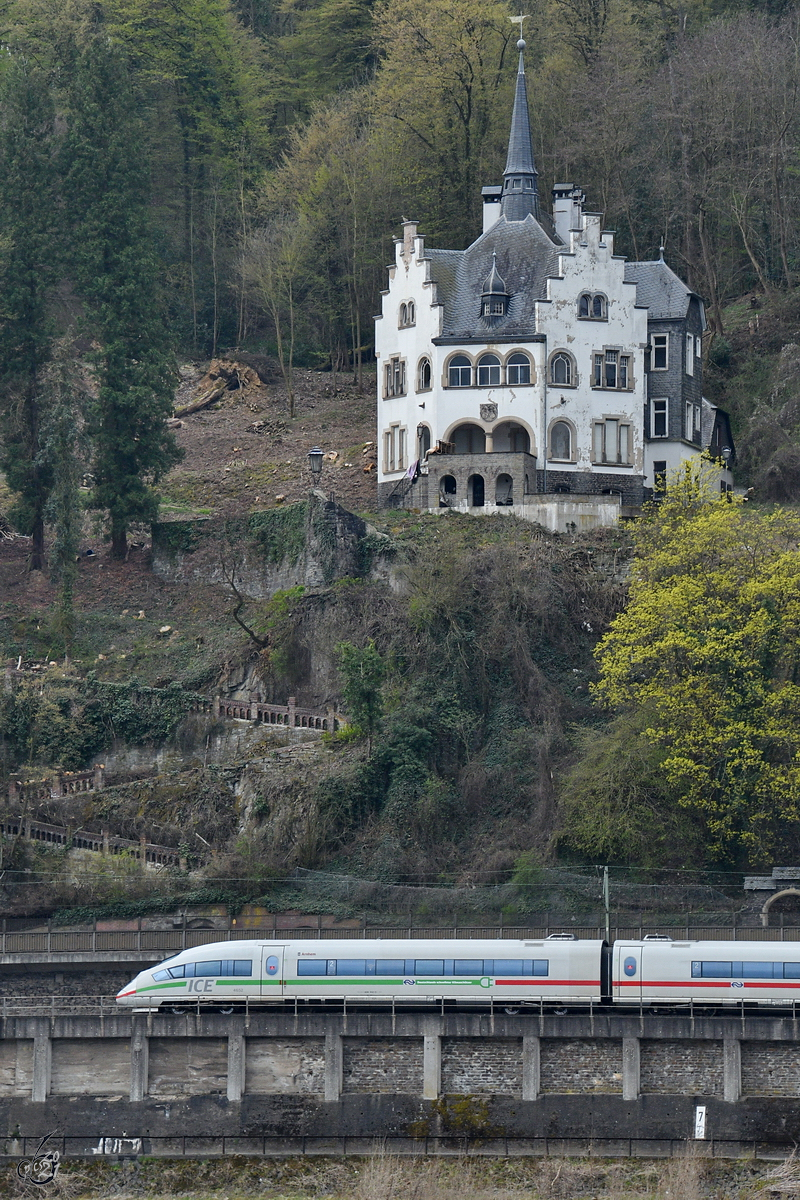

151,498,390,598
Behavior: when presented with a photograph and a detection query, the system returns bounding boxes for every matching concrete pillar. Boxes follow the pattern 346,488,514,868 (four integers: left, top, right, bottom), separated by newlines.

139,835,148,874
227,1031,245,1102
324,1032,342,1101
522,1036,540,1100
288,696,297,728
622,1037,640,1101
423,1035,441,1099
94,763,105,791
484,434,494,453
31,1026,51,1102
130,1020,149,1102
724,1037,741,1103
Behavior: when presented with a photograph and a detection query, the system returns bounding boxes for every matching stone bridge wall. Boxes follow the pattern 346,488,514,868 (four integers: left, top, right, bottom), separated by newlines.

2,1009,800,1159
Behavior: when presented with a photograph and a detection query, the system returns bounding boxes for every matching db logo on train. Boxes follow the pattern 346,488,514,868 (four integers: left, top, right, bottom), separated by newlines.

624,957,638,977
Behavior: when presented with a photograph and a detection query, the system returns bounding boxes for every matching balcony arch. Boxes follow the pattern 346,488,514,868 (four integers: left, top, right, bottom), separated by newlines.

451,423,486,454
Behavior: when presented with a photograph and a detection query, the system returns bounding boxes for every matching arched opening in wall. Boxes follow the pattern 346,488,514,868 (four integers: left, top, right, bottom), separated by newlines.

418,425,432,458
495,473,513,506
439,474,457,506
468,474,485,507
493,422,531,453
452,423,486,454
762,890,800,928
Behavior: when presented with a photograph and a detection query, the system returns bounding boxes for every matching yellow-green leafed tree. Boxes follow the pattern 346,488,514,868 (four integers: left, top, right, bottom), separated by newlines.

593,462,800,861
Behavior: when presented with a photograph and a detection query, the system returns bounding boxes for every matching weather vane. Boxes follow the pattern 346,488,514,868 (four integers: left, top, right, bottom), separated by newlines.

510,13,530,37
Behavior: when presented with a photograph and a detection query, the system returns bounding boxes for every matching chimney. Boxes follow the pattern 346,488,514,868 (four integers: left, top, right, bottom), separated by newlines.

552,184,585,244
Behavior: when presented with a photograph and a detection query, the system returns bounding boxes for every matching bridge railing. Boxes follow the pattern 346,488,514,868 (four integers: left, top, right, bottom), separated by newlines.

2,923,800,956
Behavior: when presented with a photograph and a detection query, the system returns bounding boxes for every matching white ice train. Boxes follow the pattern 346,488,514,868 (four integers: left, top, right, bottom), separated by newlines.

115,934,800,1010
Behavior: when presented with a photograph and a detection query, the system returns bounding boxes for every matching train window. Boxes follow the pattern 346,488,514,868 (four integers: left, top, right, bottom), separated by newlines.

454,960,483,975
692,960,790,978
377,960,405,975
336,960,369,975
194,961,222,976
169,965,186,978
227,960,253,976
532,961,549,976
297,960,328,976
415,960,445,974
740,961,776,978
153,970,170,980
494,959,525,975
693,962,733,977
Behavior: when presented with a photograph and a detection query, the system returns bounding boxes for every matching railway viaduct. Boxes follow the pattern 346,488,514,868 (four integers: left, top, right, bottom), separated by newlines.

2,1006,800,1161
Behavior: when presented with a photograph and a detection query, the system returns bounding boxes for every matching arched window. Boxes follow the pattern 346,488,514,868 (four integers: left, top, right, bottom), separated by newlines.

477,353,501,386
578,292,607,320
417,357,432,391
550,421,572,461
507,353,531,385
418,425,432,458
448,355,472,387
550,352,574,386
399,300,415,328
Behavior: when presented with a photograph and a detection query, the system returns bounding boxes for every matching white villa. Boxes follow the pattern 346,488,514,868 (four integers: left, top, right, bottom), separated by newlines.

374,37,734,531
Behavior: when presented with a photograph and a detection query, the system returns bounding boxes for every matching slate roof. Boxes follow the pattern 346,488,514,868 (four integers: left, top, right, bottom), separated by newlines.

623,260,695,319
427,215,561,340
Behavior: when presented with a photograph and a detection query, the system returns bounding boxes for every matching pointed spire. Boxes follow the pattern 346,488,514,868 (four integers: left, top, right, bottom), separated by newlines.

501,36,540,221
482,251,507,296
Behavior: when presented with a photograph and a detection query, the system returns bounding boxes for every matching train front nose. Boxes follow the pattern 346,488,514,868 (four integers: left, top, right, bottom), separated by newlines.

116,978,140,1004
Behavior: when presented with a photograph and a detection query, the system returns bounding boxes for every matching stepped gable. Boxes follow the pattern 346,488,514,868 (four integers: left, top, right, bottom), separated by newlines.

427,216,561,341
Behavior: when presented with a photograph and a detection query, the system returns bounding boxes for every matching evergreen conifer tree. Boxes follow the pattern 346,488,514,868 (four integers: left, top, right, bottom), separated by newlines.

0,60,60,569
39,339,88,659
63,31,182,558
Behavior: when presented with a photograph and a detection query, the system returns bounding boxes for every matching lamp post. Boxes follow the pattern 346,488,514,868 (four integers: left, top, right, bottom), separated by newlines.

308,447,324,488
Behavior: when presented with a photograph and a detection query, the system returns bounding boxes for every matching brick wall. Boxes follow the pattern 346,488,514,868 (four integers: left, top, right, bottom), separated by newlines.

540,1039,622,1094
343,1037,423,1095
246,1037,324,1095
640,1040,723,1096
742,1042,800,1097
441,1038,523,1096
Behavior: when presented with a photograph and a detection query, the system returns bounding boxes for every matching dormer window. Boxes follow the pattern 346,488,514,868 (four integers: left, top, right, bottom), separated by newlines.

480,251,510,321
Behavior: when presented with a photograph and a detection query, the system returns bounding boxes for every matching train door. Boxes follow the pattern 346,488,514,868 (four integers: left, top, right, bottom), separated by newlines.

613,943,642,1002
260,946,285,999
